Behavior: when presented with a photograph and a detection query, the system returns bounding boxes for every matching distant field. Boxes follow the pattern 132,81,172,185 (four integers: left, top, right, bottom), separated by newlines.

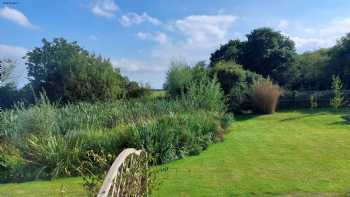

1,108,350,196
150,89,166,98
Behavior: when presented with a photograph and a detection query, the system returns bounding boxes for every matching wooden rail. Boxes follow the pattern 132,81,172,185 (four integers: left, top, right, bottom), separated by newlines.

97,148,147,197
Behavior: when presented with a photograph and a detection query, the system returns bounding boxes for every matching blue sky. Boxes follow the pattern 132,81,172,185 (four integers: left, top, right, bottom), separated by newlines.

2,0,350,88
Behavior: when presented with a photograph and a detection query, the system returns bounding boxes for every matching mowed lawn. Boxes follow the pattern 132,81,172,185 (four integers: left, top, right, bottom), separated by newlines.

1,108,350,196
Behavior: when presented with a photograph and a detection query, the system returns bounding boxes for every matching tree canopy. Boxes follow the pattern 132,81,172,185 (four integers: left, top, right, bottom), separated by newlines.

210,27,296,86
26,38,126,103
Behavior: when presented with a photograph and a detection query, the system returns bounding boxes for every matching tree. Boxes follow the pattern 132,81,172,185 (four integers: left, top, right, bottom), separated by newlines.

209,40,244,66
210,61,263,113
0,59,16,87
209,28,297,86
292,49,330,90
26,38,126,103
241,28,296,85
328,33,350,88
330,75,344,109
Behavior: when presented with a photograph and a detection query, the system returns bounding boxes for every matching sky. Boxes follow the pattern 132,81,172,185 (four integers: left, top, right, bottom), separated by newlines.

2,0,350,88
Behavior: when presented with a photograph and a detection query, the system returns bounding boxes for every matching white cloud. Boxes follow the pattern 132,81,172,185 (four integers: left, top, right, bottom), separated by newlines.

122,14,238,88
111,58,167,74
89,35,98,40
0,6,34,28
290,18,350,52
175,15,237,46
0,44,28,87
91,0,118,18
278,19,288,29
136,32,168,44
136,32,148,40
119,12,161,27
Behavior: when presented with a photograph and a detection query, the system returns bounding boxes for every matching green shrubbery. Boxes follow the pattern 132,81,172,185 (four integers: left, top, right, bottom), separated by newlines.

209,61,263,113
0,73,231,183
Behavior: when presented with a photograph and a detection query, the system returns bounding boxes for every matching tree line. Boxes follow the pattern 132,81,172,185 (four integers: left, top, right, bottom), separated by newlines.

0,38,150,109
1,27,350,109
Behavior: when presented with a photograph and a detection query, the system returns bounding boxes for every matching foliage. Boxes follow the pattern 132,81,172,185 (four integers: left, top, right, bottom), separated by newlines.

209,40,243,66
310,95,318,109
0,143,25,183
3,109,350,196
209,28,296,86
0,82,229,182
77,150,112,197
292,49,330,90
163,61,194,98
0,59,16,87
210,61,263,113
135,111,226,164
328,33,350,88
125,81,151,98
330,75,344,109
183,76,225,113
25,38,126,103
251,78,282,114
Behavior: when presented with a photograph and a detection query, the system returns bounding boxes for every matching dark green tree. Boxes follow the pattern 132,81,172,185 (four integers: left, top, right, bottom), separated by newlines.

26,38,126,103
293,49,330,90
209,40,244,66
328,33,350,88
210,61,263,113
241,27,296,85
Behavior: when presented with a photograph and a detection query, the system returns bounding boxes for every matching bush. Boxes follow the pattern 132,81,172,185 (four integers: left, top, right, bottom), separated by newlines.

26,38,127,103
0,143,26,183
135,111,222,164
0,75,231,182
210,61,263,113
163,61,193,98
125,81,151,98
330,75,344,109
251,79,282,114
23,133,85,178
183,76,225,113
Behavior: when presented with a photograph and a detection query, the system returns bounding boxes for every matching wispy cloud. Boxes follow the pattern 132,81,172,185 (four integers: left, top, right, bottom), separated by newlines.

91,0,118,18
0,6,35,28
278,19,288,29
136,32,168,44
289,18,350,52
174,15,237,46
119,12,161,27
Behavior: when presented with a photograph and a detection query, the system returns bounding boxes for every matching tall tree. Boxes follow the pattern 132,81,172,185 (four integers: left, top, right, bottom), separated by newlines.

0,59,16,87
328,33,350,88
241,27,297,85
26,38,126,103
209,40,244,66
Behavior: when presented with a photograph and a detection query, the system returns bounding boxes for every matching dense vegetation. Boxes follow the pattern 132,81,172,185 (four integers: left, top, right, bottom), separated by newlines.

1,25,350,194
1,108,349,196
0,81,231,183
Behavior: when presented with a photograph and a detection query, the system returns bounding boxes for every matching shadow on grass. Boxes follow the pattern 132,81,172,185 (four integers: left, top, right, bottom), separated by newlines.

278,107,350,125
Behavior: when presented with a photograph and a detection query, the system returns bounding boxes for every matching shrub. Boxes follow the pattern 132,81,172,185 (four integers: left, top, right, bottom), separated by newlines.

210,61,263,113
252,79,282,114
0,143,26,183
330,75,344,109
23,133,85,178
183,76,225,113
125,81,151,98
135,111,221,164
26,38,126,103
0,82,231,182
163,61,193,98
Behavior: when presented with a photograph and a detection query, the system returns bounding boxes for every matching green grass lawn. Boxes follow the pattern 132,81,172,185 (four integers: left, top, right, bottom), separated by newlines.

1,108,350,196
